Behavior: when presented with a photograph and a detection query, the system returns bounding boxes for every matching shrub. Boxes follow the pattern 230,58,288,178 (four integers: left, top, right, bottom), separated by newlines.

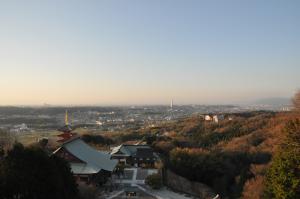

82,134,113,145
242,175,264,199
145,173,162,189
78,183,98,199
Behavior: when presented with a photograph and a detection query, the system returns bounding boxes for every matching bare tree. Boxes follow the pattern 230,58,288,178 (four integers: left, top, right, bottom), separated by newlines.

293,90,300,112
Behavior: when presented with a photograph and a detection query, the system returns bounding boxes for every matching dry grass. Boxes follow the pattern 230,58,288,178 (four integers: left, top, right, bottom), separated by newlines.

242,175,265,199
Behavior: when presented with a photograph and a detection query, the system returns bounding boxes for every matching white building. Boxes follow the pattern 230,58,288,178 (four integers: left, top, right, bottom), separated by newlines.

213,115,219,123
205,115,212,121
213,115,225,123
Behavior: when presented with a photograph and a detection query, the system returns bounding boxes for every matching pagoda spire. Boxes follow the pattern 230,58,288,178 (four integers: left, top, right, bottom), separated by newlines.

57,110,76,143
65,110,69,125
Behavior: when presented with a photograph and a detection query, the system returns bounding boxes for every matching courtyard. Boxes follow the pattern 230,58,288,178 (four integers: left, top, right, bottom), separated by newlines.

99,168,198,199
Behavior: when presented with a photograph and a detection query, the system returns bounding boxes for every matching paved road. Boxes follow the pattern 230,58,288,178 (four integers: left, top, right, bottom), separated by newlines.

135,185,192,199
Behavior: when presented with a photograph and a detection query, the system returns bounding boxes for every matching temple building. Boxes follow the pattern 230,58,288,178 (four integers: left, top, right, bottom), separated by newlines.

53,111,118,185
53,137,117,185
110,144,158,167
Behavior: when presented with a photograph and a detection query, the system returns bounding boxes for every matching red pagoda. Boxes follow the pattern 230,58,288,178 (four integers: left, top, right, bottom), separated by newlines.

57,110,77,142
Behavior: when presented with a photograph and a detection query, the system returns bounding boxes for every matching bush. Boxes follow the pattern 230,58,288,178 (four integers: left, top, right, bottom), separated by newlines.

167,147,271,197
145,135,157,145
145,173,162,189
264,149,300,199
78,183,98,199
115,163,125,177
82,134,113,145
119,132,145,143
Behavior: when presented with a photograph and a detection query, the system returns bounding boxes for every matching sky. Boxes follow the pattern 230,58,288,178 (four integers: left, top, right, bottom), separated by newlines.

0,0,299,106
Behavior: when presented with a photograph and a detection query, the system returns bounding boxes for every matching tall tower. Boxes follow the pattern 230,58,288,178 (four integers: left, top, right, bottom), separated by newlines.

170,99,173,109
65,110,69,125
57,110,76,143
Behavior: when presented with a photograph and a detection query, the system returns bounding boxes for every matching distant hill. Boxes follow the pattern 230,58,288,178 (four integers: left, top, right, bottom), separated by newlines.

253,97,291,106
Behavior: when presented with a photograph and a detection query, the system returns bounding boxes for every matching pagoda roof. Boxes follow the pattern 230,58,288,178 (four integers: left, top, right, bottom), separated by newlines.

58,124,74,132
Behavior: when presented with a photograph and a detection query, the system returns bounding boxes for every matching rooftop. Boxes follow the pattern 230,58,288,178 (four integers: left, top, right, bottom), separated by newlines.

54,137,118,174
111,144,155,158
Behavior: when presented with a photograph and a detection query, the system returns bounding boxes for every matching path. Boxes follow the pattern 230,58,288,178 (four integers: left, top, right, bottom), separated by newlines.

114,168,146,184
111,168,211,199
135,184,192,199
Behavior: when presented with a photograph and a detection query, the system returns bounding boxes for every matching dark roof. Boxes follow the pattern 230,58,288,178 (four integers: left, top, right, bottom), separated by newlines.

136,148,155,158
111,144,155,158
53,137,118,173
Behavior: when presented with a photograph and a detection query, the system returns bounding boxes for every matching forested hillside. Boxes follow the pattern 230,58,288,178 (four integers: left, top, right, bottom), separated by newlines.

140,110,300,198
85,103,299,199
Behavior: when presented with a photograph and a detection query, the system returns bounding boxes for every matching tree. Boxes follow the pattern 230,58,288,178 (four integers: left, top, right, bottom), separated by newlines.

78,183,98,199
293,90,300,112
0,143,79,199
115,163,125,177
81,134,114,145
145,135,156,145
0,130,14,151
0,146,4,160
145,173,162,189
264,120,300,199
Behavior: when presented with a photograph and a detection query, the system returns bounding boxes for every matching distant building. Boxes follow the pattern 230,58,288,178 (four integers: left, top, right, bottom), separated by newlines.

213,115,224,123
18,123,29,130
213,115,219,123
110,144,157,167
10,123,30,133
205,115,212,121
53,137,118,185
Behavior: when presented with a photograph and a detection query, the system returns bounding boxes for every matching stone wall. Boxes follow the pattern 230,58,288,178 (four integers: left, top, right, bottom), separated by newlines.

164,169,217,199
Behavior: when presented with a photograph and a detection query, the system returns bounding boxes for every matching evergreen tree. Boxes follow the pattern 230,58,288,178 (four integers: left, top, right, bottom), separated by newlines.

0,143,79,199
264,119,300,199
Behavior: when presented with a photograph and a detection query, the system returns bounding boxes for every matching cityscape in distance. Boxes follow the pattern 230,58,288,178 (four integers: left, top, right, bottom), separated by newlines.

0,1,299,199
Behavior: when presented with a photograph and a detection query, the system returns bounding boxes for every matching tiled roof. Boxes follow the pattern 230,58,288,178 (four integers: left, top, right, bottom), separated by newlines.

111,144,154,158
54,137,118,174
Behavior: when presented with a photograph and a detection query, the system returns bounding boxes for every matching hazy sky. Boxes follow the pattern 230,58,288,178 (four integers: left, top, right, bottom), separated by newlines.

0,0,299,105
